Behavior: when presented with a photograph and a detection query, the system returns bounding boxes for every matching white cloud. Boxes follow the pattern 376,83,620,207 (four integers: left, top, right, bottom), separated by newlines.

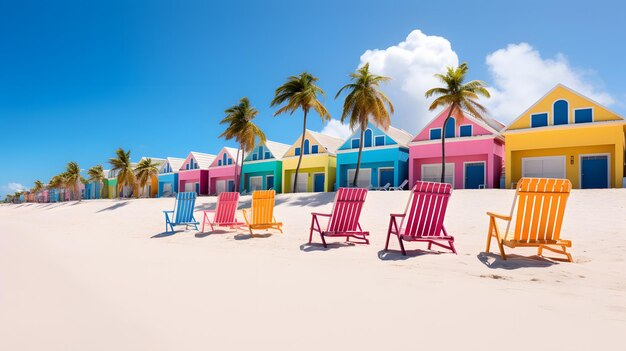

358,30,459,133
485,43,614,121
1,182,28,197
319,119,353,140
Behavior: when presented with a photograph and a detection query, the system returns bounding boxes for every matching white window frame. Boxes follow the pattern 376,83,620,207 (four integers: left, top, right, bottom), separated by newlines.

429,128,442,140
573,107,594,124
459,124,473,137
579,153,610,189
374,135,385,147
530,112,549,128
521,156,566,179
421,163,454,187
378,167,395,187
462,161,486,189
347,168,372,188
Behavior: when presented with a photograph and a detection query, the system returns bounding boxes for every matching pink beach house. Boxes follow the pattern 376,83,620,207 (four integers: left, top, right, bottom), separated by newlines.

409,107,505,189
178,151,216,196
208,147,242,195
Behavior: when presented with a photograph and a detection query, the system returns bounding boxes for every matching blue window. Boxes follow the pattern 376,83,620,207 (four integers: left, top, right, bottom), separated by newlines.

295,147,301,156
445,118,455,138
252,154,258,161
375,135,385,146
258,146,263,159
430,128,441,140
459,125,472,137
304,139,310,155
351,139,360,149
264,152,271,159
311,145,318,154
222,153,227,165
364,129,373,147
218,160,222,166
228,158,233,165
553,100,569,125
575,108,593,123
186,163,189,170
531,113,548,128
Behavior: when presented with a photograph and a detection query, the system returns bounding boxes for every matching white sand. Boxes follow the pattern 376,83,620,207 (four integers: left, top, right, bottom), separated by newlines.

1,189,625,350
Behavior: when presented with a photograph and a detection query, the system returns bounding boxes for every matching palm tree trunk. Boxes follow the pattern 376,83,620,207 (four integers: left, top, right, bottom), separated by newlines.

239,143,246,192
353,128,366,187
293,110,308,193
234,146,241,192
440,105,455,184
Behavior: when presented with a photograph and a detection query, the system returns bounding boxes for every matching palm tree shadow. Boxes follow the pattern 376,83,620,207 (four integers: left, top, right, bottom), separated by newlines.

377,249,442,261
287,193,336,207
96,201,129,213
151,230,184,238
477,252,557,269
234,233,272,240
299,242,354,252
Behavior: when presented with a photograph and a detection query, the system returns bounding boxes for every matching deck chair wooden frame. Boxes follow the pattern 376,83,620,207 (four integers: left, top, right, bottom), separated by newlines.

201,192,244,232
242,190,283,235
384,181,456,255
309,188,369,247
163,192,199,233
486,178,573,262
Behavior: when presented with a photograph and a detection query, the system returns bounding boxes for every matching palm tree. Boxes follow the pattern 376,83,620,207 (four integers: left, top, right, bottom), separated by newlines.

219,97,267,192
109,148,136,198
134,158,160,198
425,63,490,183
336,63,394,187
271,72,330,193
48,174,64,202
87,165,105,199
32,180,44,202
63,162,82,201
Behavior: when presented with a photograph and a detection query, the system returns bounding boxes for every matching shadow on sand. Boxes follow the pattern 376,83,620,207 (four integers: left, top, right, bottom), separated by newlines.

299,242,355,252
477,252,557,269
377,249,444,261
96,201,130,213
151,230,185,238
194,230,231,238
234,233,272,240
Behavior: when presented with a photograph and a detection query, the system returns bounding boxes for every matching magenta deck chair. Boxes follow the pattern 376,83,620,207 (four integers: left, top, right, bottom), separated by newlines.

201,192,244,232
309,188,369,247
384,181,456,255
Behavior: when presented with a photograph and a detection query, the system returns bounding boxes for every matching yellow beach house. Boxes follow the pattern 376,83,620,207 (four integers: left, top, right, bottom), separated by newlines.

503,84,625,189
281,130,344,193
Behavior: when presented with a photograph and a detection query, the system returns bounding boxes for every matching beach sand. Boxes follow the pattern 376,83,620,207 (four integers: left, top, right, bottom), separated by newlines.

1,189,625,350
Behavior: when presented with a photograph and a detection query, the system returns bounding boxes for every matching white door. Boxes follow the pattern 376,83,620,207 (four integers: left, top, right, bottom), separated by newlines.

163,183,172,196
421,163,454,186
347,168,371,187
184,182,194,192
216,180,226,194
291,173,308,192
522,156,566,179
250,176,263,191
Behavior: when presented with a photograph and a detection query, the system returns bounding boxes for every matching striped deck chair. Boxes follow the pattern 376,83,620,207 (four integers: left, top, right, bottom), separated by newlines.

486,178,573,262
309,188,369,247
384,181,456,255
242,190,283,235
163,192,199,233
201,192,244,232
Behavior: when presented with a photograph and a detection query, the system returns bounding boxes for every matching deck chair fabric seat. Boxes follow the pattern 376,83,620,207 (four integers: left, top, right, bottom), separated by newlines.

201,192,244,232
163,192,199,233
242,190,282,235
486,178,574,262
309,188,369,247
385,181,456,255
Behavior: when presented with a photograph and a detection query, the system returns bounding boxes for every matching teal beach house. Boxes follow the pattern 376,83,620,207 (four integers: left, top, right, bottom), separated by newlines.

240,140,290,193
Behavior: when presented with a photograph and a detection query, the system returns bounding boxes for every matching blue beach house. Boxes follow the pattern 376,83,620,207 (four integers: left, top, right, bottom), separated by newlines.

157,157,185,197
240,140,290,193
336,123,413,189
84,181,103,199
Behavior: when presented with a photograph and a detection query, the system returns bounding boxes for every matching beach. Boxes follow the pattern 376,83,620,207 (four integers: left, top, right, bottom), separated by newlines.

1,189,625,350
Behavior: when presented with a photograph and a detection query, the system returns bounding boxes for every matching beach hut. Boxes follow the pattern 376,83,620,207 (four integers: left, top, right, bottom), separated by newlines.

84,181,103,199
137,157,165,198
240,140,290,193
105,169,118,199
336,123,412,189
503,84,626,189
178,152,216,196
281,130,343,193
208,147,242,195
157,157,185,197
409,107,505,189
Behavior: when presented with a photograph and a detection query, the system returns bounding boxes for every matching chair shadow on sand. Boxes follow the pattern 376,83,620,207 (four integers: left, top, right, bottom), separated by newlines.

477,252,557,270
194,230,231,238
377,249,444,261
151,230,185,238
96,201,129,213
299,242,356,252
234,233,272,240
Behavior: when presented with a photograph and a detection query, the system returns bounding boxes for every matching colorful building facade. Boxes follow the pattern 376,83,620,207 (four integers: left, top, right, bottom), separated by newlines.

240,140,290,193
157,157,185,197
85,181,103,199
504,84,625,189
208,147,240,195
336,123,412,189
178,152,215,195
281,130,343,193
409,107,505,189
138,157,165,198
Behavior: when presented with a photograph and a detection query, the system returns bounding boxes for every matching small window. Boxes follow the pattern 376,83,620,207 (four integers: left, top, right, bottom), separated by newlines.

186,164,189,170
295,148,301,156
364,129,373,147
531,113,548,128
304,140,310,155
258,146,264,159
430,129,441,140
445,118,455,138
351,139,360,149
311,145,319,154
252,154,258,161
459,125,472,137
228,158,233,165
222,153,227,165
264,152,271,159
574,108,593,123
553,100,569,125
374,135,385,146
218,160,222,166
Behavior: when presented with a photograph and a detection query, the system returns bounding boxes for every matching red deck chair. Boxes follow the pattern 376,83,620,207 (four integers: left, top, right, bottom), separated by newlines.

309,188,369,247
201,192,244,232
384,181,456,255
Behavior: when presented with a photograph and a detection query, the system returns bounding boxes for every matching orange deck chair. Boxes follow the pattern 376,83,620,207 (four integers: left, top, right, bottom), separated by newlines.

242,190,283,235
486,178,574,262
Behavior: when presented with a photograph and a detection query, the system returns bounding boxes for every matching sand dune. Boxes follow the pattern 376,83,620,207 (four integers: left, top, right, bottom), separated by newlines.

1,189,625,350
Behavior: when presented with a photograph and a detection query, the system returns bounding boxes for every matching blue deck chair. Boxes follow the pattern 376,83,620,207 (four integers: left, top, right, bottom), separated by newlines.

163,192,199,233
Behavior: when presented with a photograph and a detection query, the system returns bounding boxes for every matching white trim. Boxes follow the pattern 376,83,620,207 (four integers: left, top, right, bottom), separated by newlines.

243,158,279,165
552,98,570,125
573,106,594,124
579,153,611,189
282,153,333,160
530,111,549,128
420,163,455,187
408,134,502,147
378,167,395,187
503,119,626,134
336,144,407,154
521,156,566,179
462,161,486,189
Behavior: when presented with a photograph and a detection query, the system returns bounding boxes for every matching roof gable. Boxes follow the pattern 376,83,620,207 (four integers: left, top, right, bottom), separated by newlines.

413,106,503,142
338,122,413,150
180,152,216,171
159,157,185,173
243,140,290,162
210,147,240,167
284,130,344,157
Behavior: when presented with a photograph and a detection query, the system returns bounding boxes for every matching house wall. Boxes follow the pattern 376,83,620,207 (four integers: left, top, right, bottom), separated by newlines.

178,170,209,195
413,109,494,142
208,165,239,194
107,179,118,198
336,147,409,188
158,173,178,197
241,160,283,193
282,154,336,192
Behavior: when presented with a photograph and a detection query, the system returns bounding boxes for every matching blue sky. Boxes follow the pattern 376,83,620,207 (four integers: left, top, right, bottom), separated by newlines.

1,0,624,196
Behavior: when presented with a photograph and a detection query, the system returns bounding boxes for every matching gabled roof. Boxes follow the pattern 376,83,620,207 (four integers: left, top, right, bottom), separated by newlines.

306,130,344,154
412,106,504,143
223,147,239,158
382,125,413,147
139,157,166,167
264,140,290,160
160,157,185,172
189,151,216,169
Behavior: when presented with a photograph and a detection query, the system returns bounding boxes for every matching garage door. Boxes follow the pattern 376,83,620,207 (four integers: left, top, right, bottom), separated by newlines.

216,180,226,194
250,176,263,191
422,164,454,186
184,182,194,192
291,173,308,192
347,168,371,188
162,183,172,197
522,156,566,179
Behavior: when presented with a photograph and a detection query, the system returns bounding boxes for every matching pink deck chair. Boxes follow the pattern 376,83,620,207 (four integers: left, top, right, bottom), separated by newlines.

384,181,456,255
309,188,369,247
201,192,244,232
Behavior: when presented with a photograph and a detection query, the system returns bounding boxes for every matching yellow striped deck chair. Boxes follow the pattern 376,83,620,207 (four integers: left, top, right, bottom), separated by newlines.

486,178,573,262
242,190,283,235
